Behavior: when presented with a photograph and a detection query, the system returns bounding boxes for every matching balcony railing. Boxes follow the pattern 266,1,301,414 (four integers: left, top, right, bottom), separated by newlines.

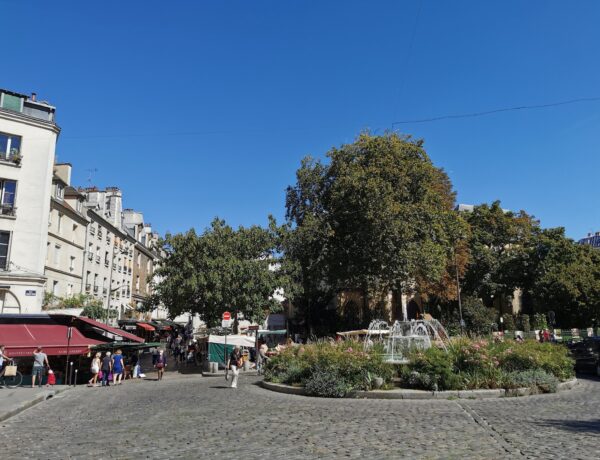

93,286,98,293
85,284,91,292
96,256,100,264
0,150,22,165
0,204,16,217
102,288,108,295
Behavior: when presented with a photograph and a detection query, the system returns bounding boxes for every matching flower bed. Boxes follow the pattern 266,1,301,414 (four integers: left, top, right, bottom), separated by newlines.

264,341,395,397
264,338,575,398
399,338,575,394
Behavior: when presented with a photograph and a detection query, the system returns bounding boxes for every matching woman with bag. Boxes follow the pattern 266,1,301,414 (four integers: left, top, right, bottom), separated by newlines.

155,349,167,381
112,349,125,385
101,351,113,387
226,345,243,389
31,346,49,388
88,352,101,387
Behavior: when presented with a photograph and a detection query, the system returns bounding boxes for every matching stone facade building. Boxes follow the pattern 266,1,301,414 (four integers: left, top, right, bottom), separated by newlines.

45,164,87,301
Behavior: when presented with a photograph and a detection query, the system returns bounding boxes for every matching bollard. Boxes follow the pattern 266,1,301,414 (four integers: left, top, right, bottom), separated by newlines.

69,362,74,386
74,369,78,386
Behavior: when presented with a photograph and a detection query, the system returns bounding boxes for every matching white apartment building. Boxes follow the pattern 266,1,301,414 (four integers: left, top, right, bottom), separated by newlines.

82,187,134,322
44,163,87,301
0,89,59,313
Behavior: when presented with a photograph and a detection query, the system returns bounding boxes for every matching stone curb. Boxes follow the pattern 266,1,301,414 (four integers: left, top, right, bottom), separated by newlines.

202,370,259,377
0,386,71,423
261,378,579,399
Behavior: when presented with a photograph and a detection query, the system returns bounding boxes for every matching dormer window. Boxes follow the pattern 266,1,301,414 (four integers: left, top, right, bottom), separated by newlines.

55,183,64,200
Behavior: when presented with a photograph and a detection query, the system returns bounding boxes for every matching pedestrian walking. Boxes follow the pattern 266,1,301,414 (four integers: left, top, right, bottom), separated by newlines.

155,349,167,381
88,352,101,386
227,345,243,389
131,352,141,378
112,349,125,385
151,347,159,366
101,351,113,387
31,346,49,388
0,344,13,379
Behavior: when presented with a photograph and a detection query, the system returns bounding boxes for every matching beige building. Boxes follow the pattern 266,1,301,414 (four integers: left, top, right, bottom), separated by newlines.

44,164,87,302
0,89,59,313
82,188,134,322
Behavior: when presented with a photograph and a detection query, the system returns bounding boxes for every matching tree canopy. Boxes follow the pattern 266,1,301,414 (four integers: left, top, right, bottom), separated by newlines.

150,218,282,327
283,132,466,330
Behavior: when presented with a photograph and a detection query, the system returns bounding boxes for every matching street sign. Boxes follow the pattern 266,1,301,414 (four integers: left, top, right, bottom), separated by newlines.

222,311,231,321
221,319,232,328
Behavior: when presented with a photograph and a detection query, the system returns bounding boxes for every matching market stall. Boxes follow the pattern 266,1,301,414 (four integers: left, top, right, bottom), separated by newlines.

207,334,255,366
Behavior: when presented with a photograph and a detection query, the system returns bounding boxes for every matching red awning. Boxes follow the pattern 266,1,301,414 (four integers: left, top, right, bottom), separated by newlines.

137,322,155,331
76,317,145,343
0,324,106,357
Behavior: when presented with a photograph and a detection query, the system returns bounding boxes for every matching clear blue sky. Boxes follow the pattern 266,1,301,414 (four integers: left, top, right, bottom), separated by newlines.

4,0,600,239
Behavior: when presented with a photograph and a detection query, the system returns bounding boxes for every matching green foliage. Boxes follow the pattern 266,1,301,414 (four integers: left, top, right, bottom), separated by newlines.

439,296,497,335
519,314,531,333
264,340,395,397
62,294,103,309
533,313,548,330
304,368,355,398
502,314,516,331
504,370,559,393
400,337,574,392
81,304,116,320
284,133,463,332
151,218,283,327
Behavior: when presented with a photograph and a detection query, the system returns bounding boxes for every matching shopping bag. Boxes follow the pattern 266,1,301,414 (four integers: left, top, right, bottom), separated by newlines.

4,365,17,377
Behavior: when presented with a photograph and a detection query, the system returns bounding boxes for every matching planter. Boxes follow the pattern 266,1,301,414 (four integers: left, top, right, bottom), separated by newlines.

373,377,384,389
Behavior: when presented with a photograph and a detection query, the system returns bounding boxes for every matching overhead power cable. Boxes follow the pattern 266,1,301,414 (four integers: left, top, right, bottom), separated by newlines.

391,96,600,125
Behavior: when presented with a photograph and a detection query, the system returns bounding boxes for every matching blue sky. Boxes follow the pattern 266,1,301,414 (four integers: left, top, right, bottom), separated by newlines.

4,0,600,238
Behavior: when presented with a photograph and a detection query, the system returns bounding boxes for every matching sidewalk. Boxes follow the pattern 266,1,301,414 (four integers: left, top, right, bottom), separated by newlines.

0,385,71,422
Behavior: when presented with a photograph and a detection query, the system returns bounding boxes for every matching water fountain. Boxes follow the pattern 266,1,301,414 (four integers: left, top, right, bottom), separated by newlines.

365,318,450,363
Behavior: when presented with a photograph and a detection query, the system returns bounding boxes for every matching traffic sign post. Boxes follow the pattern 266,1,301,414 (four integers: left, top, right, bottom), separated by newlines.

222,311,232,328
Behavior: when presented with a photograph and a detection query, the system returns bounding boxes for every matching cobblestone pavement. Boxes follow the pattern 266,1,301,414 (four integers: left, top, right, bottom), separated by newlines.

0,373,598,459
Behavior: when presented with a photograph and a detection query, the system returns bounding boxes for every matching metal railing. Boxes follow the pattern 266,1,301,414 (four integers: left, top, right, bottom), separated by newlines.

0,204,16,217
85,284,91,291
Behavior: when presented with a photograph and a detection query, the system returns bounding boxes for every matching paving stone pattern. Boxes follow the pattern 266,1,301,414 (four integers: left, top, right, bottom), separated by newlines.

0,374,598,459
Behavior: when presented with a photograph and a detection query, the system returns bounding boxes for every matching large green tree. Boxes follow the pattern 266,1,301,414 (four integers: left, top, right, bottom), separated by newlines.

151,218,282,327
284,133,463,330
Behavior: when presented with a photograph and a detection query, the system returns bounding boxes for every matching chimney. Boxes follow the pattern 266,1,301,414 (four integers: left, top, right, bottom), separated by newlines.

31,92,37,102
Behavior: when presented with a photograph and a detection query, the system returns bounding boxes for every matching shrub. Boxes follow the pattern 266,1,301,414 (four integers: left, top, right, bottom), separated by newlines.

501,314,516,332
519,314,531,333
498,341,574,380
304,367,354,397
533,312,548,330
401,346,463,391
504,369,559,393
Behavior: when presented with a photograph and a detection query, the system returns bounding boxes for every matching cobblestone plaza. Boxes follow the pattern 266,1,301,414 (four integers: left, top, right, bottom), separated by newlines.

0,374,598,459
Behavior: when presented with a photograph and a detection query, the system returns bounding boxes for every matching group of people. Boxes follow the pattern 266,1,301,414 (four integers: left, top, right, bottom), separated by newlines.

0,345,54,388
88,349,127,387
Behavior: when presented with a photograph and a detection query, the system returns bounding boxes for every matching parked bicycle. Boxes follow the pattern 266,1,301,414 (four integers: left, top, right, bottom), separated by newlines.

0,358,23,388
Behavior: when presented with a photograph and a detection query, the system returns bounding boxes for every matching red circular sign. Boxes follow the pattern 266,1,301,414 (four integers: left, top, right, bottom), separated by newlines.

222,311,231,321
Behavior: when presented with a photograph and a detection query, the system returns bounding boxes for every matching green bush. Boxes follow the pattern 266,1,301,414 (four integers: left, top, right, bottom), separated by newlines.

304,367,354,397
264,340,395,396
400,337,574,392
504,369,559,393
519,314,531,333
501,314,516,332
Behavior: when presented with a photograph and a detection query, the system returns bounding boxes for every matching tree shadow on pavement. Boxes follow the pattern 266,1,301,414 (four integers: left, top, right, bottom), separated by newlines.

535,419,600,433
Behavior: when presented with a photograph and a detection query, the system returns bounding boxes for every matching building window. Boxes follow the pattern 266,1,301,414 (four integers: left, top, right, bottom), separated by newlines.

76,199,83,213
67,283,73,297
54,244,61,266
136,275,140,293
55,183,64,200
0,132,22,162
0,231,10,269
69,256,75,272
137,253,141,268
0,179,16,217
52,280,59,296
57,214,63,234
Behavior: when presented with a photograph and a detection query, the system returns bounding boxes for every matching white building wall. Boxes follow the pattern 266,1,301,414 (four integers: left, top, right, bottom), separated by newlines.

0,108,58,313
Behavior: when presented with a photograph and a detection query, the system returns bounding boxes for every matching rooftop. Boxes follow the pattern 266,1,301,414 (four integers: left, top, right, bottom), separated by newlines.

0,88,56,123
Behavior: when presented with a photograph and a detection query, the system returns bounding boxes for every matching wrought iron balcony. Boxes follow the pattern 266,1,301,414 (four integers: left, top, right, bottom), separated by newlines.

85,283,91,291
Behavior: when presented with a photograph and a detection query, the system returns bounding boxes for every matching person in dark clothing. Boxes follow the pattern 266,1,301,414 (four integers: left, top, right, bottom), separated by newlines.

227,346,243,389
101,352,113,387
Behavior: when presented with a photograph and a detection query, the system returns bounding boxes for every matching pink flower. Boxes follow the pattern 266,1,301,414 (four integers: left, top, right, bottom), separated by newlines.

346,347,353,353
